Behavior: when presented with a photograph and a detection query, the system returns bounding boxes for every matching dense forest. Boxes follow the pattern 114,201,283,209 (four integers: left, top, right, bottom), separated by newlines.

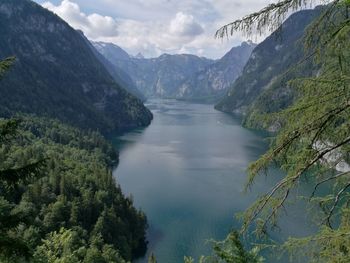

0,115,148,262
0,1,152,262
0,0,152,133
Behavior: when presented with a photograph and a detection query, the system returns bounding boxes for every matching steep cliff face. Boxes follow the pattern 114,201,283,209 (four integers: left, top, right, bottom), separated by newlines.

93,41,256,102
215,8,323,129
175,42,256,102
84,38,145,101
92,42,215,99
0,0,152,133
132,53,214,98
93,41,131,62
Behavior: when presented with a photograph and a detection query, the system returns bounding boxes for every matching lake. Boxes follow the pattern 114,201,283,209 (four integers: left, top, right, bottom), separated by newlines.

112,99,315,263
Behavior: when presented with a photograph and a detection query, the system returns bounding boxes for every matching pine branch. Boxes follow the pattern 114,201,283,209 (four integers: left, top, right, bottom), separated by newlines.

311,171,350,198
310,103,350,145
325,182,350,228
0,57,15,79
0,119,20,143
247,136,350,228
0,159,46,185
215,0,331,38
262,189,290,231
0,235,30,259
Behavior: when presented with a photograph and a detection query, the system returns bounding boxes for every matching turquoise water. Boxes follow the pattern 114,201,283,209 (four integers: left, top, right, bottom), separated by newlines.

112,99,315,263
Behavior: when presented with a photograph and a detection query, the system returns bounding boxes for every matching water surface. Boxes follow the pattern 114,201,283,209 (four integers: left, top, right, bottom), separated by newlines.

112,99,314,263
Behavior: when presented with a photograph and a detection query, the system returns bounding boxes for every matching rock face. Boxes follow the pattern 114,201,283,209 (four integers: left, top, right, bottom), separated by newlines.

0,0,152,133
93,41,131,62
175,41,256,102
84,39,145,101
131,53,215,98
92,41,215,99
215,8,323,129
93,41,255,102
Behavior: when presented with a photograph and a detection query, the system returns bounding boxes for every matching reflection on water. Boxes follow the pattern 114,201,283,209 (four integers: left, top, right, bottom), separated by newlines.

112,99,315,263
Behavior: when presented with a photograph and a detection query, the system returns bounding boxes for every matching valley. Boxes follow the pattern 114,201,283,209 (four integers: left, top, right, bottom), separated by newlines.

93,41,255,102
0,0,349,262
113,100,316,263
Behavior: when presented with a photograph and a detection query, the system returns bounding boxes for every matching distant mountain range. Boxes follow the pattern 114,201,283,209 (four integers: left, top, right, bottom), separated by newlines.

215,7,323,131
175,41,256,102
1,0,323,136
92,41,256,102
0,0,152,133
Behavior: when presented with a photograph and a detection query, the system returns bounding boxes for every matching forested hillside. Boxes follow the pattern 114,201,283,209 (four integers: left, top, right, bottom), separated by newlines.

1,0,349,262
215,8,323,130
0,1,152,261
83,37,146,101
0,0,152,133
0,116,148,262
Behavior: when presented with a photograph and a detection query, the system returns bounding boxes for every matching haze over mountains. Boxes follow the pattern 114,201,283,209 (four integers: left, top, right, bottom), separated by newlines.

92,41,256,102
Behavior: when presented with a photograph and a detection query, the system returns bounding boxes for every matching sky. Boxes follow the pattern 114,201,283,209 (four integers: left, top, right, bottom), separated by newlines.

34,0,284,58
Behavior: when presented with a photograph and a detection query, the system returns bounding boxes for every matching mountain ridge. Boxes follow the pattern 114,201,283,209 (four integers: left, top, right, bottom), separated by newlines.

175,41,256,102
0,0,152,133
92,41,215,98
92,41,255,102
215,8,323,130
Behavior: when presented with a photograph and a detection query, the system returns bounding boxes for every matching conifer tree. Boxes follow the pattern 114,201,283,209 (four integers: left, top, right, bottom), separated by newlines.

183,231,264,263
0,58,45,260
217,0,350,261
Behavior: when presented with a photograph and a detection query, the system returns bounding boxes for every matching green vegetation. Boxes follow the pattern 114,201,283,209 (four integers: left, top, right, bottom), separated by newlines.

183,231,264,263
0,115,148,263
0,118,45,260
1,0,349,262
0,1,151,260
146,231,264,263
214,0,350,262
0,0,152,133
215,7,322,130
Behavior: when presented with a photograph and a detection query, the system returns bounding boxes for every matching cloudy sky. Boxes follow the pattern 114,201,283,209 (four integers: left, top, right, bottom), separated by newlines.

34,0,281,58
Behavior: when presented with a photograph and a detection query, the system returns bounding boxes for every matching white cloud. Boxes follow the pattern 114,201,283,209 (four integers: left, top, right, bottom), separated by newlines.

42,0,118,38
38,0,319,58
41,0,210,57
169,12,204,37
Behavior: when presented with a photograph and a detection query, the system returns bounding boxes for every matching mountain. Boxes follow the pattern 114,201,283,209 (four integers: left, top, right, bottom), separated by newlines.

134,52,145,59
93,41,131,62
92,41,215,98
0,0,152,133
132,53,215,97
215,8,323,130
175,41,256,102
93,41,255,102
85,39,145,101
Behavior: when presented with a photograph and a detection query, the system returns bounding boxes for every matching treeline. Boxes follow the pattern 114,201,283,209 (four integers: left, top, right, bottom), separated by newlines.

0,116,147,263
